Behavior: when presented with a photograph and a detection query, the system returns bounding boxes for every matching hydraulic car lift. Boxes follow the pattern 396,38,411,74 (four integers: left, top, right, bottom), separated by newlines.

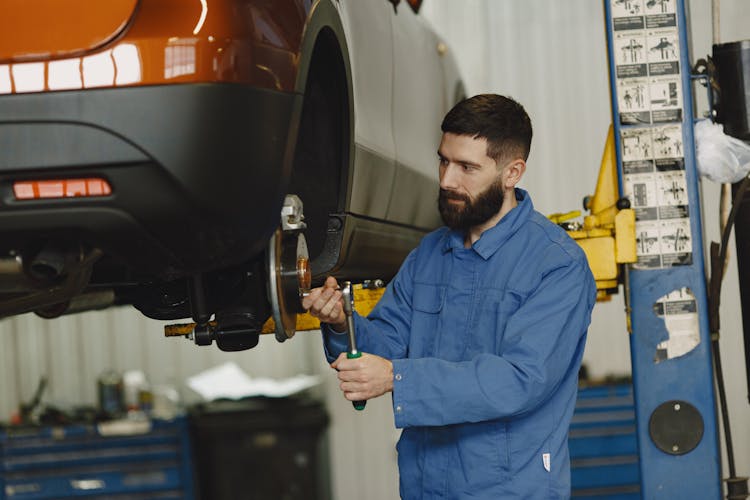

559,1,747,497
556,1,750,497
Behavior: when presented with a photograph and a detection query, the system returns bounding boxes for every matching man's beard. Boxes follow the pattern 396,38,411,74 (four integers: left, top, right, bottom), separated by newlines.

438,180,504,232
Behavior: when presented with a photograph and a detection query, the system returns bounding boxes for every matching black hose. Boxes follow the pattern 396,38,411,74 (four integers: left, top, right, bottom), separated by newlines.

712,308,737,478
707,174,750,492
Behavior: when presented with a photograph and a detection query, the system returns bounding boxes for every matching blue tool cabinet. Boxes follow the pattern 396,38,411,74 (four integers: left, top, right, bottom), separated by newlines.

0,417,194,499
570,385,641,500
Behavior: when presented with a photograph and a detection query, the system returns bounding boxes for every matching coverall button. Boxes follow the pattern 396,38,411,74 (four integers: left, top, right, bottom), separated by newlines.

395,373,402,381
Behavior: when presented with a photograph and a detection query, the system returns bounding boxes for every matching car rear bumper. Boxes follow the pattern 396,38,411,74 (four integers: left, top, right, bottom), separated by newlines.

0,83,302,279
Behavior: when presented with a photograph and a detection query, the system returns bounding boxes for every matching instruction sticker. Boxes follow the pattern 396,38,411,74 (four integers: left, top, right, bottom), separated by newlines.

645,0,677,29
656,171,689,219
649,76,683,122
625,146,692,269
612,0,691,270
618,78,650,124
624,172,658,221
615,32,648,79
611,0,645,31
652,124,684,170
647,29,680,76
659,218,692,266
621,127,655,165
632,218,692,269
654,287,699,362
635,221,662,268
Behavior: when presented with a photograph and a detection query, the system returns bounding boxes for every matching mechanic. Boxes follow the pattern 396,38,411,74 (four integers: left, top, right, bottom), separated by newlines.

303,94,596,499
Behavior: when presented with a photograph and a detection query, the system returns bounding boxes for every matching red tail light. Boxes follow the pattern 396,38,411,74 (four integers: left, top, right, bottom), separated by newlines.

13,178,112,200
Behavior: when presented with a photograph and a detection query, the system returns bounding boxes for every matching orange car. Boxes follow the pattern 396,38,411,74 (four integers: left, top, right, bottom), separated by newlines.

0,0,463,350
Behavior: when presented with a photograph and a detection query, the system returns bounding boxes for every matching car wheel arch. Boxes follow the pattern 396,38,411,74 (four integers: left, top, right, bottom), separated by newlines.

288,1,355,270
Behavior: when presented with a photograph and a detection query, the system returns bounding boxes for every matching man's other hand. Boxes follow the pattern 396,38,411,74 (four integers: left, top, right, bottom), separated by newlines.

331,352,394,402
302,276,347,331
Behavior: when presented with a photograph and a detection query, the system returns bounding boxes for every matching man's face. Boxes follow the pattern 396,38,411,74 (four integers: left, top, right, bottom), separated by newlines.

437,133,507,232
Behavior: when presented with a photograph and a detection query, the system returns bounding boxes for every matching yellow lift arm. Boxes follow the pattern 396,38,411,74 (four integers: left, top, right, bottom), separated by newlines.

548,126,636,301
165,283,386,337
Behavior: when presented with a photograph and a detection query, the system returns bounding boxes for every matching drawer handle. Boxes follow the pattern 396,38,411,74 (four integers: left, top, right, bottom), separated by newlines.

6,483,42,496
70,479,106,490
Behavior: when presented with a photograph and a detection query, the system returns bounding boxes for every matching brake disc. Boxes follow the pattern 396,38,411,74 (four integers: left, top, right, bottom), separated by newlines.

266,195,310,342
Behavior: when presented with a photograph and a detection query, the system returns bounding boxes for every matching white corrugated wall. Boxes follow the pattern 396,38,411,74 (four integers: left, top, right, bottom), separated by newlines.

1,2,748,499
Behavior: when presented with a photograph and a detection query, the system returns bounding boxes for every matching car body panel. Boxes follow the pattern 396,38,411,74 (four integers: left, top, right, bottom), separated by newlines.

0,0,307,93
0,83,300,278
0,0,139,62
389,6,446,229
337,0,396,220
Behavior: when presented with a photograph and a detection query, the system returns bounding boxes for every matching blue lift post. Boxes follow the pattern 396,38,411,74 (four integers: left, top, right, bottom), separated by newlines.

604,0,722,498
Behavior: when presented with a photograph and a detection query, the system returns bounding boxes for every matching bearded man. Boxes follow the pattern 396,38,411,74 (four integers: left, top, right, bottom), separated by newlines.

304,94,596,499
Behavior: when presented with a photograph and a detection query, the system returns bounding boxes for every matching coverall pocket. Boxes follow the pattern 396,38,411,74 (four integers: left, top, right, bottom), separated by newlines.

455,421,508,489
411,284,445,355
471,289,521,354
412,283,445,313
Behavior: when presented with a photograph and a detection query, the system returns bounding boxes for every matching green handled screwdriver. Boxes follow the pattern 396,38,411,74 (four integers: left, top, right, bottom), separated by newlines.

342,281,366,411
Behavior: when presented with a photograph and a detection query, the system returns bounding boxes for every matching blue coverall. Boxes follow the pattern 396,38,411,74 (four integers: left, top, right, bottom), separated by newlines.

323,189,597,499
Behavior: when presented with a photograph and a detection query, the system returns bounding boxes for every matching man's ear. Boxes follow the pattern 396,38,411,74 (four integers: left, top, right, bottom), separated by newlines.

503,159,526,188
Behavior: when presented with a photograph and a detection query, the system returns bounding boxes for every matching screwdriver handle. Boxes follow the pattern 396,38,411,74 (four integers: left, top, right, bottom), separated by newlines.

342,282,366,411
347,350,367,411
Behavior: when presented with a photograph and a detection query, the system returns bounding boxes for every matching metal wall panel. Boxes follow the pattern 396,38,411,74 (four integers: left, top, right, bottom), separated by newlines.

0,310,323,413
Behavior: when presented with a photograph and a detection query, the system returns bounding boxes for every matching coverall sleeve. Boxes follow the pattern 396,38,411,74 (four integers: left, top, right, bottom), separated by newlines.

390,260,596,428
321,249,418,363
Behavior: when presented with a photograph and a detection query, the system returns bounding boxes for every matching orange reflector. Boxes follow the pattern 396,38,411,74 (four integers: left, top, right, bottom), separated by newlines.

13,178,112,200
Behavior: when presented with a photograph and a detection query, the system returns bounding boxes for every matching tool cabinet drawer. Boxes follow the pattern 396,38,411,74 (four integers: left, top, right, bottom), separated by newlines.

1,418,194,499
570,385,640,500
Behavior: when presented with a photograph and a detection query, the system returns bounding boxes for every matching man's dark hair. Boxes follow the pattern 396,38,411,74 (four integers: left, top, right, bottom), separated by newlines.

441,94,532,163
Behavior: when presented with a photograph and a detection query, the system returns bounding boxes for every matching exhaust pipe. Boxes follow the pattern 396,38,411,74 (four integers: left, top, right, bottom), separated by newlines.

26,242,75,283
35,289,116,319
0,246,102,319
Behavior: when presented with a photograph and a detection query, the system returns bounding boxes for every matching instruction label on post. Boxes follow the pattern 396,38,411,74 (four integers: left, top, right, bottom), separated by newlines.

649,76,683,122
653,124,684,170
615,32,648,79
647,29,680,76
611,0,683,125
611,1,691,270
645,0,677,28
618,78,650,124
621,122,692,269
624,172,658,221
635,221,662,268
659,218,692,265
653,287,699,362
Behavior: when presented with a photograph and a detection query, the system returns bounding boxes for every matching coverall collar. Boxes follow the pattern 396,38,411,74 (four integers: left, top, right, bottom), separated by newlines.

442,188,532,260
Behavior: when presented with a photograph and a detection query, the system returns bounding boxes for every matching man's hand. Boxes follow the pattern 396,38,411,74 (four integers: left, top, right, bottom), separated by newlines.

302,276,347,331
331,352,394,402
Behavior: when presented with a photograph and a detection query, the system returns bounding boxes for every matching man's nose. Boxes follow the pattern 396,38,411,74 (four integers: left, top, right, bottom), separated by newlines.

439,164,460,190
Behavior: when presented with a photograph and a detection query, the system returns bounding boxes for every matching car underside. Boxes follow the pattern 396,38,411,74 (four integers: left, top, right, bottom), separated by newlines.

0,0,461,351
